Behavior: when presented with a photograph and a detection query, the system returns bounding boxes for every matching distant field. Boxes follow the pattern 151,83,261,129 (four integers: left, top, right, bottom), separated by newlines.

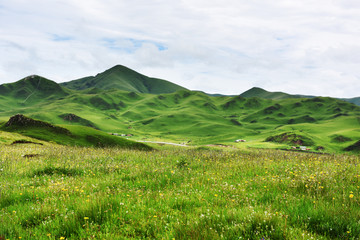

1,143,359,239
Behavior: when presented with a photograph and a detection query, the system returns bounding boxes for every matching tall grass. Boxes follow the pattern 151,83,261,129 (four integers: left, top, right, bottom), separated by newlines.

0,143,359,239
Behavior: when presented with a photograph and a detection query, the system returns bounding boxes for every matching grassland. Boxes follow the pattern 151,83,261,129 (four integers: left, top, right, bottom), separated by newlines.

1,142,359,239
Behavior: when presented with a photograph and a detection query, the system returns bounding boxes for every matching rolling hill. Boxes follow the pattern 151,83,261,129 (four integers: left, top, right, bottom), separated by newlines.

0,75,70,109
0,114,151,150
240,87,360,106
0,65,359,153
240,87,314,99
60,65,187,94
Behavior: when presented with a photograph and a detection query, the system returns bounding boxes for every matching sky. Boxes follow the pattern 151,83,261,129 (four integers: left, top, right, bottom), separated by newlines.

1,0,360,98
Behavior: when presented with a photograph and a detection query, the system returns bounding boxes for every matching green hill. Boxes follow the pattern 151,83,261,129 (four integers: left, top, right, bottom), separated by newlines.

60,65,187,94
0,114,151,150
342,97,360,106
240,87,314,99
0,75,70,109
240,87,360,106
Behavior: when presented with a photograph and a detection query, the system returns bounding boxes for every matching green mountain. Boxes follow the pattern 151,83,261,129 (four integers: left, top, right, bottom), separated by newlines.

0,75,70,108
240,87,360,106
341,97,360,106
60,65,187,94
240,87,314,99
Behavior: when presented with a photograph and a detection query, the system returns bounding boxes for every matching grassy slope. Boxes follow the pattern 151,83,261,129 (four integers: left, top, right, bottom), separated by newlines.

0,75,70,109
0,130,47,145
240,87,314,99
60,65,187,94
241,87,360,106
342,97,360,106
0,116,151,150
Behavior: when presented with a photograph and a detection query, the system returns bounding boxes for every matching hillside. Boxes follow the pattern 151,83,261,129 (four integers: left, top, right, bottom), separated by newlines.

240,87,360,106
0,75,70,109
240,87,315,99
342,97,360,106
60,65,187,94
0,114,151,150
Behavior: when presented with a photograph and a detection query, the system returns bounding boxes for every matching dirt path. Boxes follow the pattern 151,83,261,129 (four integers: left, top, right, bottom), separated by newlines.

136,140,188,147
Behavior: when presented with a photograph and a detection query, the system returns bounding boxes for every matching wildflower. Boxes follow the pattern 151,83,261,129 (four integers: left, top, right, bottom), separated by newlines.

349,194,354,199
60,237,65,240
84,217,89,220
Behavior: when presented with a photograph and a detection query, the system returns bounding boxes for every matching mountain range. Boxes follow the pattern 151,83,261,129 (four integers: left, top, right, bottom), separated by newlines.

0,64,359,153
240,87,360,106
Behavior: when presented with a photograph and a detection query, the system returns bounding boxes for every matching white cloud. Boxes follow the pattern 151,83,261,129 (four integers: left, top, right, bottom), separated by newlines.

0,0,360,97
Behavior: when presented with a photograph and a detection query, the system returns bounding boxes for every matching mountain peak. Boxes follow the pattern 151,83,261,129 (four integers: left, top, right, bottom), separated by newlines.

0,75,68,102
60,65,187,94
240,87,269,98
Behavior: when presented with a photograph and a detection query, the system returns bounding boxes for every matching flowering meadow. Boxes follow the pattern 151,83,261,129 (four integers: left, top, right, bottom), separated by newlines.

0,143,359,239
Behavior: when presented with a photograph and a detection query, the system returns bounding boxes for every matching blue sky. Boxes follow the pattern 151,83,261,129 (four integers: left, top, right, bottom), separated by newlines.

0,0,360,97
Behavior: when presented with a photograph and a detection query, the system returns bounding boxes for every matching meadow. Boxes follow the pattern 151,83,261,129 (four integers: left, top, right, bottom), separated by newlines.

1,143,359,239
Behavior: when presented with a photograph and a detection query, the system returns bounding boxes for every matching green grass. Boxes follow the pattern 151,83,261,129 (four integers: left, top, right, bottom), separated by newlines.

0,143,359,239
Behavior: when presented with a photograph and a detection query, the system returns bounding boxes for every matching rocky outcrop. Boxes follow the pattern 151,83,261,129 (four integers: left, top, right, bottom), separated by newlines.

5,114,71,135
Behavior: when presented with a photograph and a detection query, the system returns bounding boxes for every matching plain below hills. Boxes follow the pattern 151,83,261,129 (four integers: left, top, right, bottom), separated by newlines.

0,65,359,153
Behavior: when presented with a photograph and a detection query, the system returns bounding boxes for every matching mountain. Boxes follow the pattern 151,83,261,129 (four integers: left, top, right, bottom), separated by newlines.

0,75,70,110
240,87,314,99
60,65,187,94
240,87,360,106
341,97,360,106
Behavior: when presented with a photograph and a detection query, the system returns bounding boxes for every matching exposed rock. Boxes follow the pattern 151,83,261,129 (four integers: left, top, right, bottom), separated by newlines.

5,114,71,135
344,140,360,152
265,132,315,146
11,140,43,145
